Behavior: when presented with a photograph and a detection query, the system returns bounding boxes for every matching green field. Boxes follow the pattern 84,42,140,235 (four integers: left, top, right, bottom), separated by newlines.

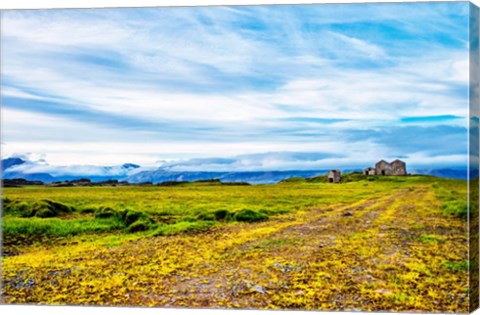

0,175,469,312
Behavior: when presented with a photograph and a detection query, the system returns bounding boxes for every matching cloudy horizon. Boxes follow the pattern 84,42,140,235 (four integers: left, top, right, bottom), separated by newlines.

0,2,472,173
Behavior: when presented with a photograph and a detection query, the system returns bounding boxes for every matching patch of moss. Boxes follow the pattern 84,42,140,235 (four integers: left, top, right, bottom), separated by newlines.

213,209,233,221
442,260,469,272
35,209,56,218
94,207,117,219
196,212,216,221
233,209,268,223
123,210,148,226
127,219,155,233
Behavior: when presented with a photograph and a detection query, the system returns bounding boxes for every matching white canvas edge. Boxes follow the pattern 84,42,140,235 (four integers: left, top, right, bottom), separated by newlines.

0,1,478,315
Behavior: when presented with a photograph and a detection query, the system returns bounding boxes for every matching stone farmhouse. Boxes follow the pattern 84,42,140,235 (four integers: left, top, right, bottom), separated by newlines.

363,159,407,176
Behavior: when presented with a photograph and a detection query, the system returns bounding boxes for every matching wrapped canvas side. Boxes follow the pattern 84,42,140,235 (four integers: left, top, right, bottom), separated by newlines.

470,2,480,312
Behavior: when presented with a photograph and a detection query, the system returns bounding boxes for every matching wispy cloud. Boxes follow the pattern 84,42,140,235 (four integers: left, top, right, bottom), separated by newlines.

0,2,470,169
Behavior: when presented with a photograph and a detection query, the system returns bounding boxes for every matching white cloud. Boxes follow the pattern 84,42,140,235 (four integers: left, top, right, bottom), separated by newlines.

2,7,469,122
0,4,471,169
329,32,387,59
6,161,143,177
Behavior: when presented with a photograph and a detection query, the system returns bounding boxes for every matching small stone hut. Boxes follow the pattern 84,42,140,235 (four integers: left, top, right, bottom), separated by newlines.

327,170,341,183
363,167,376,175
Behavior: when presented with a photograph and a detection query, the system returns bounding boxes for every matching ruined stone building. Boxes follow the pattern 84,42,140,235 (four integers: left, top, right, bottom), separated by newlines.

363,167,376,176
369,159,407,176
327,170,341,183
375,160,391,175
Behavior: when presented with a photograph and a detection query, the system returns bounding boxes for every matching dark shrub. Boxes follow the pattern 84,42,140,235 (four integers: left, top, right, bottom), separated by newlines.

35,209,56,218
5,201,34,217
233,209,268,223
42,200,73,214
80,207,96,214
196,212,216,221
214,209,232,221
94,207,117,219
127,219,154,233
32,202,47,216
124,210,147,226
20,200,76,218
221,182,250,186
157,181,188,186
194,179,221,183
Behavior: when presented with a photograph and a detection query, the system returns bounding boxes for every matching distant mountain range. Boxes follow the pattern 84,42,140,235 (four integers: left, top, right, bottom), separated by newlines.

1,157,55,182
126,169,327,184
409,168,469,180
1,157,140,183
1,157,26,171
0,157,470,184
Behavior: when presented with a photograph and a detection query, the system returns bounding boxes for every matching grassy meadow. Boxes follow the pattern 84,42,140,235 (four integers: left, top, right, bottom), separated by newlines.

0,174,470,312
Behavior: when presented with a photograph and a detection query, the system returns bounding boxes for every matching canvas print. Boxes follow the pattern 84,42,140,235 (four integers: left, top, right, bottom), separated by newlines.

0,1,479,313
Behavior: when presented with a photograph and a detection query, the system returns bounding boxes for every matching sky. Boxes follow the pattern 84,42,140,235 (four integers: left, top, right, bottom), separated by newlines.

0,2,473,172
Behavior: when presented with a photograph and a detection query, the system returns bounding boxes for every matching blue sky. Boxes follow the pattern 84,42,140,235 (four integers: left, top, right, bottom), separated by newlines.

0,2,472,172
